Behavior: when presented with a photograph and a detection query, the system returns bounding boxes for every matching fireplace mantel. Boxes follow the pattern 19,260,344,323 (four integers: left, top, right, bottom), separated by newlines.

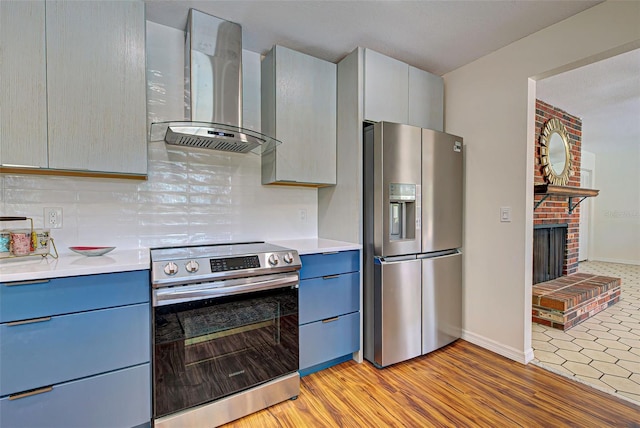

534,184,599,214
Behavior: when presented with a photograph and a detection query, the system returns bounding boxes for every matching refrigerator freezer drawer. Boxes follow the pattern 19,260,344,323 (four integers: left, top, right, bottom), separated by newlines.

372,258,422,367
422,252,462,354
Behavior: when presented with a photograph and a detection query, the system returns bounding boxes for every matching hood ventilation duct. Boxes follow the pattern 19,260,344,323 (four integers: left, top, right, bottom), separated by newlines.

149,9,280,154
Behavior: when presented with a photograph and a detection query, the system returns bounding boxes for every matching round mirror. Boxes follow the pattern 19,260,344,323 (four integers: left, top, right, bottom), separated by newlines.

548,132,567,174
540,118,572,185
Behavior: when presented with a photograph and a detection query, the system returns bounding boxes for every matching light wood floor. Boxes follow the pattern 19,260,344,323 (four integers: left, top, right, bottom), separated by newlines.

225,340,640,427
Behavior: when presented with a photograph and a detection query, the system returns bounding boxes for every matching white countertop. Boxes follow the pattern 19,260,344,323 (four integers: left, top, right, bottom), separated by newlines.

270,238,361,255
0,239,360,282
0,248,150,282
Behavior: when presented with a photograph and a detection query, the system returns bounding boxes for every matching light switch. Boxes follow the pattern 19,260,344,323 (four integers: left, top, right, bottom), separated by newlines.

500,207,511,223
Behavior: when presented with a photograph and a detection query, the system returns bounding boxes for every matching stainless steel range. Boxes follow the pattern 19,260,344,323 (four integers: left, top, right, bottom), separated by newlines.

150,242,301,428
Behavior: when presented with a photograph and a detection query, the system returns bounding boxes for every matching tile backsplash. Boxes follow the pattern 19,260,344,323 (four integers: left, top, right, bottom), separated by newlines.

0,22,318,251
1,145,317,251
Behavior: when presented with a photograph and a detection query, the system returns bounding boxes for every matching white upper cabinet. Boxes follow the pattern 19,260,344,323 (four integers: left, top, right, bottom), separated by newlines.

46,1,146,176
408,66,444,131
0,1,48,168
0,1,147,177
262,45,337,186
363,48,443,131
363,49,408,125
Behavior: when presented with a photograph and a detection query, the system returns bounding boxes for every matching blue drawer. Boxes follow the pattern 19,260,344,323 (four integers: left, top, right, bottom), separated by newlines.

0,303,150,396
299,311,359,370
299,272,359,325
299,250,359,280
0,363,151,428
0,270,149,323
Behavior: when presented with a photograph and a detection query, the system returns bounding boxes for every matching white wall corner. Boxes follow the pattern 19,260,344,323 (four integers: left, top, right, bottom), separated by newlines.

445,0,640,368
461,330,534,364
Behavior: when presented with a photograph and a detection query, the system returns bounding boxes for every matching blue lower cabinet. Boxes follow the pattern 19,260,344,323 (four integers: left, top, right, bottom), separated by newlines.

298,250,361,376
299,272,359,325
0,270,149,323
0,363,151,428
0,303,149,396
0,269,151,428
299,312,359,372
299,250,359,280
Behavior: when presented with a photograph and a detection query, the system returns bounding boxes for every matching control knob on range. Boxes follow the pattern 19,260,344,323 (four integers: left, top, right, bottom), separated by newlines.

185,260,199,273
283,252,294,264
164,262,178,276
268,254,280,266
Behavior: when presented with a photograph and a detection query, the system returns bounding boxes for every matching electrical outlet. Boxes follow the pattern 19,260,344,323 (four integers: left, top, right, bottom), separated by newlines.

299,208,307,222
44,207,63,229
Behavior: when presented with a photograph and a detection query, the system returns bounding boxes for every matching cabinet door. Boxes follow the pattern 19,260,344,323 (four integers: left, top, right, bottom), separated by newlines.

299,272,359,325
0,270,150,323
0,1,48,167
45,1,147,175
262,45,336,185
1,303,150,396
299,312,359,370
0,364,150,428
363,49,408,124
408,66,444,131
299,250,360,279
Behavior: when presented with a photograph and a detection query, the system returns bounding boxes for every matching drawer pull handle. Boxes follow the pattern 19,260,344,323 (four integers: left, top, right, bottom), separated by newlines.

322,275,339,280
322,251,339,255
322,316,339,323
4,279,50,287
9,386,53,400
7,316,52,326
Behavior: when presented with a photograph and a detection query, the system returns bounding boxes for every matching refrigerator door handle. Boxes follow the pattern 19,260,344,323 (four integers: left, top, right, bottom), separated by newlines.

375,254,418,263
416,184,421,232
416,249,460,259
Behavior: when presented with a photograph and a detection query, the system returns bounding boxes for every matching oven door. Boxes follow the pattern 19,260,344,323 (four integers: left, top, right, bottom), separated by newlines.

152,273,299,419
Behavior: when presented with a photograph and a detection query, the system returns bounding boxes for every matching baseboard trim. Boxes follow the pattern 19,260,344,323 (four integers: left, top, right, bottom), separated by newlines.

299,354,353,377
587,257,639,266
462,329,534,364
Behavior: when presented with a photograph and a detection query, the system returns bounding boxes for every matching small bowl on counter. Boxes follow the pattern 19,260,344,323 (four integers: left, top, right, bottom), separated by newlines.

69,246,116,257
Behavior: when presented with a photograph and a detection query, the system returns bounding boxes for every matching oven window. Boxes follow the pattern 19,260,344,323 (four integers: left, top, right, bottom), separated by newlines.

153,286,298,418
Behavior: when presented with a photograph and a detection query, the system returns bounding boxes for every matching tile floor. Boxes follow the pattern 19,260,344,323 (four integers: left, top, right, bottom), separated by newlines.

532,261,640,405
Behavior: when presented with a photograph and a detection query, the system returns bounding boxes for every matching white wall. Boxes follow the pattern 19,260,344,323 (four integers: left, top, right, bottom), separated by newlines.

582,150,596,173
580,150,596,262
1,22,318,251
591,148,640,264
444,1,640,362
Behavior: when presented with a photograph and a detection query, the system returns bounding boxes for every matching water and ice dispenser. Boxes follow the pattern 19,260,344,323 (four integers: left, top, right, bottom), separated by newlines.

388,183,417,241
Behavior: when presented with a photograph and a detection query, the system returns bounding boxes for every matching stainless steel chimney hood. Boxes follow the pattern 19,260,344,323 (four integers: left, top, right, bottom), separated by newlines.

149,9,280,154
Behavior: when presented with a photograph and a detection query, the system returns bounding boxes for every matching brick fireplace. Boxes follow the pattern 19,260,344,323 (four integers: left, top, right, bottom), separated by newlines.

532,100,621,331
533,223,567,284
534,99,582,276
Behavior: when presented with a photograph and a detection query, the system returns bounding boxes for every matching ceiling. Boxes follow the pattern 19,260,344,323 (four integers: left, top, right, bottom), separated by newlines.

537,49,640,154
144,1,637,155
144,0,602,76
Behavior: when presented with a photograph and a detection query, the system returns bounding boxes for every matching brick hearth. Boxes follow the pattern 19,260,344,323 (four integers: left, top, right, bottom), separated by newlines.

532,273,621,331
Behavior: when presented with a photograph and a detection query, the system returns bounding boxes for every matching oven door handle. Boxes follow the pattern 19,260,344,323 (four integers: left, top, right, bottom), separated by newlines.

153,273,299,306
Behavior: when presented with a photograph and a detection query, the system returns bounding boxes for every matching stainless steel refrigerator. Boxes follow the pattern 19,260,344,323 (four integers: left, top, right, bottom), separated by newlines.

363,121,463,368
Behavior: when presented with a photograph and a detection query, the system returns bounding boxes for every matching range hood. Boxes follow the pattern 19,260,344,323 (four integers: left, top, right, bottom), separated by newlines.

149,9,280,154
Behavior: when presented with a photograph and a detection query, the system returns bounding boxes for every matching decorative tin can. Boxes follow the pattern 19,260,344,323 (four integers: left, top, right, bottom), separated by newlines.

0,231,10,254
34,230,51,255
10,230,31,256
